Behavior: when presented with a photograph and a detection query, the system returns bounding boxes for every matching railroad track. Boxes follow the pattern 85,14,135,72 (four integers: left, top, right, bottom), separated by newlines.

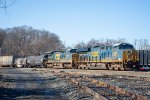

88,74,150,82
89,74,150,99
49,70,148,100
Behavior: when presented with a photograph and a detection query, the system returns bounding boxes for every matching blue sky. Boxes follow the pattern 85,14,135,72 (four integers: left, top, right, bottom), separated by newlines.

0,0,150,46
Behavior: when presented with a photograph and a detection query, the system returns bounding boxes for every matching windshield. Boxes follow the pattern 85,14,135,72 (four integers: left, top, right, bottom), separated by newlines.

119,44,134,49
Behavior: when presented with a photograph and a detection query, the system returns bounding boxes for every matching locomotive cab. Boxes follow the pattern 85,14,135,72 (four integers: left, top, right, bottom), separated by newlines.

111,43,137,70
61,49,79,69
112,43,135,60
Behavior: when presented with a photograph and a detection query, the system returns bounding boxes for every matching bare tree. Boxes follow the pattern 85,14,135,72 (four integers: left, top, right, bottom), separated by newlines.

0,28,7,47
1,26,65,56
143,39,149,50
74,38,128,49
0,0,15,8
87,39,100,47
74,41,86,49
133,39,138,49
133,39,150,50
114,38,127,44
0,0,16,16
104,39,116,45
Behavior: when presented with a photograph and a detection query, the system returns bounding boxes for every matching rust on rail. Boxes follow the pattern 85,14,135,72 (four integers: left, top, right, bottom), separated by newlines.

84,77,148,100
52,71,107,100
62,72,148,100
49,71,148,100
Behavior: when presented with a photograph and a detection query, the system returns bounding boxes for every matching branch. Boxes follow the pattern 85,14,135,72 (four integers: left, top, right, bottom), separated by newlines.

0,0,16,8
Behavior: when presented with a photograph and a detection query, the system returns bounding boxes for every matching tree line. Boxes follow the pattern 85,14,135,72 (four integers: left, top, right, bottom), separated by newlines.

74,38,150,50
0,26,65,56
0,25,150,56
74,38,126,48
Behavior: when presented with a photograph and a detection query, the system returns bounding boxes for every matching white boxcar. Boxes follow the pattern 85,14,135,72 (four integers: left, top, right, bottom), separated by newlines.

0,56,14,67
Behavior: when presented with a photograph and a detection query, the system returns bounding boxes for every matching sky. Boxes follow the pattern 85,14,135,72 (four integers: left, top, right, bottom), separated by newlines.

0,0,150,47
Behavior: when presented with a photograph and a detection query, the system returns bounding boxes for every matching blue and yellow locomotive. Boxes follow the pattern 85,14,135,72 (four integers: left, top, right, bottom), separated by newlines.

44,43,138,70
76,43,138,70
44,49,78,69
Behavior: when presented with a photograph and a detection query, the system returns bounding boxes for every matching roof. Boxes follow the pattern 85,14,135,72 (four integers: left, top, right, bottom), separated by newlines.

113,43,132,47
76,47,91,53
44,50,64,55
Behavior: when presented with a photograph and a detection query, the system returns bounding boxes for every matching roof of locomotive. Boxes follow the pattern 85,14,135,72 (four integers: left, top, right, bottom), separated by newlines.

93,45,112,48
76,47,91,53
44,50,64,55
113,43,133,47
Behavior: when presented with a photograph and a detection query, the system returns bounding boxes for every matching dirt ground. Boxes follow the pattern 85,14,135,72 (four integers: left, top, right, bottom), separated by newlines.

0,68,65,100
0,68,150,100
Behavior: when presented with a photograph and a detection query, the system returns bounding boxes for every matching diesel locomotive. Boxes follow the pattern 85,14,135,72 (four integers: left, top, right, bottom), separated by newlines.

44,43,142,70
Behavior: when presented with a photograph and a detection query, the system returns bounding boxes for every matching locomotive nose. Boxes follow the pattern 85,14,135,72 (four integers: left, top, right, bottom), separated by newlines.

127,50,133,60
123,49,138,65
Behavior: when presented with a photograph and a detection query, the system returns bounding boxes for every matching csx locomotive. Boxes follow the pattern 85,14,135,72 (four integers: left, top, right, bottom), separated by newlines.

43,43,146,70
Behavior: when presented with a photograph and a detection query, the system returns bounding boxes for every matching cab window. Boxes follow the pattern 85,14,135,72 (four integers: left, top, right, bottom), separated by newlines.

101,46,105,50
119,44,134,49
113,46,118,51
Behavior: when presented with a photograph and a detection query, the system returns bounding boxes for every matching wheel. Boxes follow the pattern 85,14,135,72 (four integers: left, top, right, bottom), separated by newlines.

123,64,132,71
108,64,113,70
10,64,13,67
113,67,118,70
28,65,31,68
118,67,125,71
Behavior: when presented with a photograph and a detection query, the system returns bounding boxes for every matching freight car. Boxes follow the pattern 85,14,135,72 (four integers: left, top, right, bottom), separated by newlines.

0,55,28,67
2,54,48,68
14,58,27,68
44,43,139,70
26,55,46,68
137,50,150,70
0,55,16,67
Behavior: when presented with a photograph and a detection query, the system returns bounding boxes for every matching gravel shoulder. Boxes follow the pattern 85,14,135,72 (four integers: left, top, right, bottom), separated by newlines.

0,68,65,100
0,68,94,100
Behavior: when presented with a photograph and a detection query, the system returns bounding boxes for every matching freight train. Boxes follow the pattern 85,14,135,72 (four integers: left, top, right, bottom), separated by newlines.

43,43,150,71
1,43,150,70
